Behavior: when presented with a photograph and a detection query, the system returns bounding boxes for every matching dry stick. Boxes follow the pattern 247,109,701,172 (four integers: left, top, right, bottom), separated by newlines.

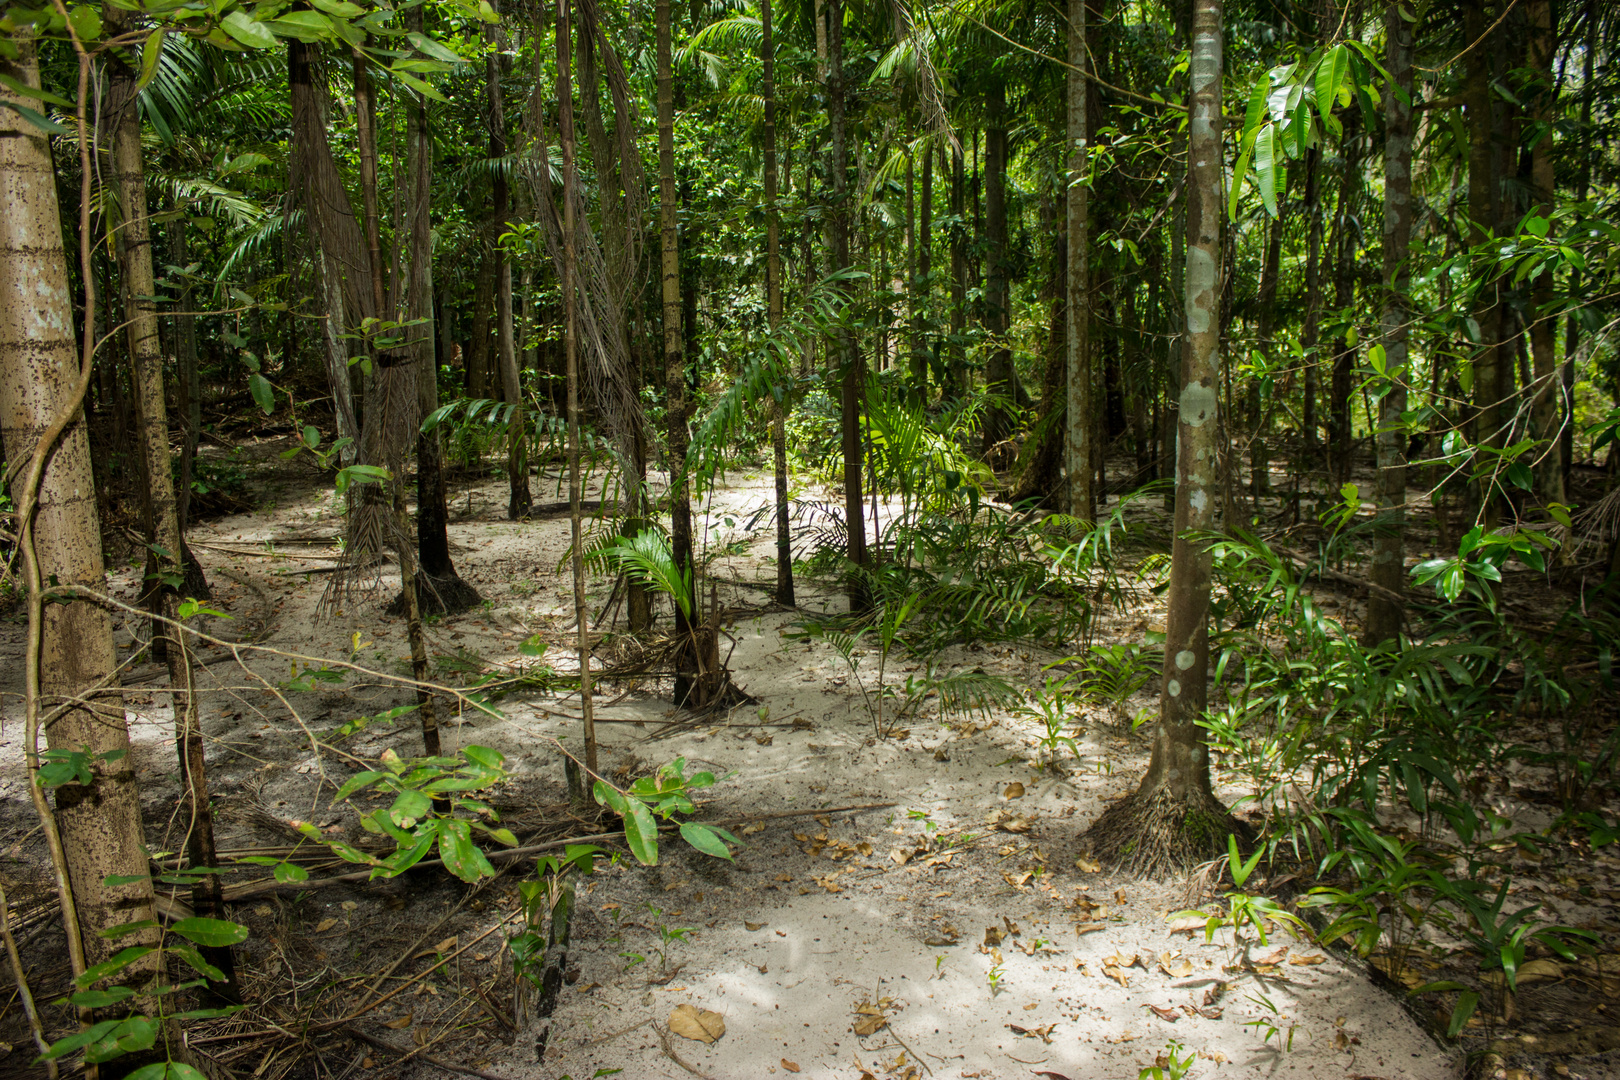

320,910,521,1027
654,1021,717,1080
338,1024,511,1080
0,881,53,1077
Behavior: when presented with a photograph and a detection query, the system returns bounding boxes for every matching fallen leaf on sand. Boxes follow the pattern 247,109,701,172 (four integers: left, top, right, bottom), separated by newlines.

1004,782,1025,799
741,821,766,835
647,965,685,985
1158,951,1193,978
983,926,1004,947
1202,982,1230,1007
853,1002,888,1037
431,936,456,953
776,930,786,937
576,982,600,993
891,848,913,865
1114,889,1128,903
775,873,793,882
746,922,767,931
668,1004,726,1044
1074,921,1106,936
924,933,959,947
1075,854,1102,873
1002,871,1033,888
1033,1073,1075,1080
781,1059,800,1072
384,1013,412,1030
813,874,843,894
1199,1007,1223,1020
1289,953,1326,967
1003,916,1021,937
1103,965,1129,987
315,918,338,933
1146,1004,1180,1022
1007,1022,1056,1043
1253,946,1288,967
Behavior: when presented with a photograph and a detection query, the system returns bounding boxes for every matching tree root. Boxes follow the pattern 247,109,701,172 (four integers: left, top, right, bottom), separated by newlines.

1084,785,1245,879
387,571,483,617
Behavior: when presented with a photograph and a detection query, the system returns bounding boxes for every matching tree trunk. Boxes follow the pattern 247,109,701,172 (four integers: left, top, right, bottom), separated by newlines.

1088,0,1234,875
170,213,202,536
1301,143,1322,461
2,29,162,1004
763,0,795,607
408,11,480,616
1465,0,1502,525
918,147,933,389
1066,0,1094,521
982,86,1010,459
468,254,493,398
1250,194,1282,502
1328,107,1362,488
949,145,967,396
1560,0,1595,486
1365,0,1413,646
488,12,530,519
828,0,868,610
658,0,700,704
1527,0,1563,506
106,7,238,997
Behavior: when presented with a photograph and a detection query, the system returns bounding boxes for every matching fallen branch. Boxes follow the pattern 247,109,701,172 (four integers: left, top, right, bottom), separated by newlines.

1273,544,1406,608
339,1024,512,1080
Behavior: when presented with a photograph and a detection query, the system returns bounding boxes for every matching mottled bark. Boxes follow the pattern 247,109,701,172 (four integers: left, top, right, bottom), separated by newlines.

763,0,795,607
982,83,1010,459
1465,1,1502,524
1527,0,1564,506
1365,0,1413,646
488,10,530,519
1067,0,1094,522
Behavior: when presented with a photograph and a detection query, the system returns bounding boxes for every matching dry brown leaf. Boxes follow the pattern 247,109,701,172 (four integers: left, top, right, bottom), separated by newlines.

924,934,958,947
1199,1007,1223,1020
647,964,685,985
1002,871,1033,889
1004,782,1026,799
1003,916,1022,936
775,873,793,882
754,734,773,746
1074,921,1106,936
741,821,766,835
384,1013,412,1030
1288,953,1326,967
576,982,600,993
432,936,456,953
891,848,913,866
668,1004,726,1044
1253,946,1288,967
983,926,1004,947
813,875,843,894
1103,965,1129,987
745,922,767,931
1158,951,1194,978
853,1009,888,1037
757,963,768,974
1146,1004,1180,1022
1075,854,1102,873
1007,1022,1056,1043
781,1059,800,1073
360,1057,374,1069
855,842,874,857
816,815,832,827
314,918,338,933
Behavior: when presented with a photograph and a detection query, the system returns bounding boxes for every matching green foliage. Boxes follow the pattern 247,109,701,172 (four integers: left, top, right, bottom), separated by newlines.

592,758,741,866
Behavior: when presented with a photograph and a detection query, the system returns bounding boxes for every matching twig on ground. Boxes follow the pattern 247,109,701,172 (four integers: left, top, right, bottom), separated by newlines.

339,1024,510,1080
654,1020,718,1080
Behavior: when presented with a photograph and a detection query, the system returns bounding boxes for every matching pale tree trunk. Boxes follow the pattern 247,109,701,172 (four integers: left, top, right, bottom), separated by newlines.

558,0,598,773
1527,0,1564,506
1301,143,1322,460
1250,198,1282,502
949,145,967,395
468,254,493,398
658,0,699,703
1365,0,1413,646
169,214,201,535
763,0,795,607
106,7,237,995
828,0,869,610
1066,0,1094,522
407,10,480,616
1560,0,1595,484
1328,108,1362,487
1,30,161,1000
1088,0,1234,874
918,148,933,386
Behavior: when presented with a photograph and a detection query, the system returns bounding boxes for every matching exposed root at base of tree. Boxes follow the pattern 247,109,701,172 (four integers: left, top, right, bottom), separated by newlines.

388,571,483,617
1085,784,1247,879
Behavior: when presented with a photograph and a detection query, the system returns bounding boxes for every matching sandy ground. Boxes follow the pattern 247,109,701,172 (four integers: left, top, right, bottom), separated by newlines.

0,442,1465,1079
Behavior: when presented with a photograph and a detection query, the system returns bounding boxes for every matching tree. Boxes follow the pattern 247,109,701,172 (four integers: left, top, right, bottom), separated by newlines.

1066,0,1093,521
487,5,530,520
1088,0,1236,874
1,24,161,1010
763,0,795,607
1365,0,1413,646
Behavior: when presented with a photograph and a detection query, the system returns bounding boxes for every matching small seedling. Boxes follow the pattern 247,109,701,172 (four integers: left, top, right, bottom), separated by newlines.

986,948,1005,996
1137,1039,1196,1080
1243,992,1296,1050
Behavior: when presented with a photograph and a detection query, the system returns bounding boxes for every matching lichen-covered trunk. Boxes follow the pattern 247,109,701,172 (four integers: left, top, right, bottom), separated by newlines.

1090,0,1232,875
1066,0,1093,522
1,30,161,992
1366,0,1413,645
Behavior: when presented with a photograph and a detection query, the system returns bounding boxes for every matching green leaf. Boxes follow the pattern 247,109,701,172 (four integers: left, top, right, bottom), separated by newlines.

679,822,734,860
437,818,495,883
171,917,250,948
407,30,463,62
273,861,309,883
0,72,72,107
166,943,226,983
389,788,433,827
390,66,448,103
624,799,659,866
248,372,275,415
67,5,102,41
519,632,548,657
220,9,277,49
333,769,387,802
1314,45,1348,135
1506,462,1534,491
271,10,332,40
75,945,156,989
1254,124,1280,218
309,0,365,15
69,986,135,1008
100,919,159,940
40,1020,120,1061
1447,990,1478,1038
461,744,505,770
102,873,150,888
0,99,70,135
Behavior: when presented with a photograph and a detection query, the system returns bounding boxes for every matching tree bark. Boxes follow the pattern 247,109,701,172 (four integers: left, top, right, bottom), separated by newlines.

1465,1,1502,525
1066,0,1094,522
1088,0,1233,875
468,254,493,399
1365,0,1413,646
1301,143,1322,460
1,29,162,997
488,11,530,519
828,0,868,610
982,83,1010,460
106,5,237,997
1328,108,1362,487
763,0,795,607
1527,0,1563,506
1250,194,1282,502
658,0,699,704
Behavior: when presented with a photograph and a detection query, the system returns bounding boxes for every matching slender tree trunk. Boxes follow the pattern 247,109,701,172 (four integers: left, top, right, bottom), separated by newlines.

468,254,493,398
918,147,933,388
982,82,1011,460
557,0,598,772
1251,197,1282,502
407,12,479,615
2,30,162,1004
658,0,699,704
1527,0,1563,506
1365,0,1413,646
828,0,868,610
1561,0,1595,485
1066,0,1094,521
170,214,201,535
488,12,530,518
1301,144,1322,461
1328,109,1362,487
949,145,967,396
1466,1,1502,524
1089,0,1233,874
763,0,795,606
105,8,239,997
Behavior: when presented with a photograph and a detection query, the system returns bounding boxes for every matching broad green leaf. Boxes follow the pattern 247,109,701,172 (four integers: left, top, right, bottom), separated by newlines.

66,5,101,41
271,10,331,40
273,861,309,882
170,917,250,947
679,822,734,860
220,9,277,49
248,372,275,415
624,799,658,866
461,744,505,769
1242,72,1269,148
1314,45,1347,136
40,1020,120,1060
69,986,135,1008
1447,991,1478,1038
1254,124,1280,218
102,873,150,888
167,943,227,983
75,945,156,989
407,30,463,62
100,919,159,940
310,0,365,15
333,769,387,802
389,788,432,827
2,100,70,135
138,29,165,88
1506,462,1534,491
437,818,495,883
390,66,447,103
519,632,547,657
0,72,72,107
